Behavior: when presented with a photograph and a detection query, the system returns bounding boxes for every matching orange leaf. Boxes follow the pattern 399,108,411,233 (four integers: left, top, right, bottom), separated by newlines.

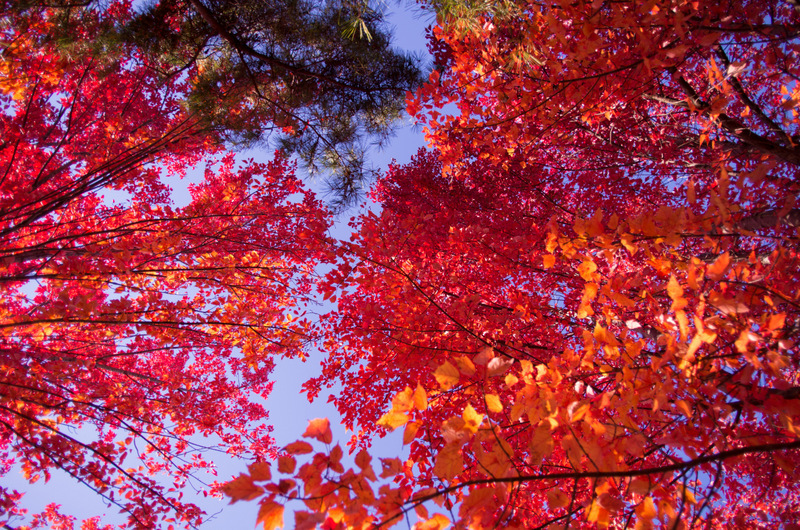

329,444,344,473
578,259,598,281
284,440,313,455
485,393,503,413
636,496,658,520
433,445,463,482
391,386,415,412
355,449,372,471
547,489,569,508
487,356,514,377
667,276,687,311
708,291,749,315
257,499,285,530
543,254,556,269
434,361,460,390
768,313,786,332
455,355,476,375
294,510,325,530
377,410,409,431
222,474,264,503
403,421,421,445
414,513,450,530
474,347,494,365
462,404,484,433
248,462,272,482
598,492,626,513
577,282,598,318
460,486,495,517
277,455,296,474
302,418,333,444
413,383,428,411
675,400,692,418
585,501,609,527
706,252,730,280
379,457,402,478
629,478,653,495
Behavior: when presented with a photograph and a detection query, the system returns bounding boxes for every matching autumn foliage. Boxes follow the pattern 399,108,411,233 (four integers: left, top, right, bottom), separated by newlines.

3,0,800,529
0,4,328,528
228,0,800,529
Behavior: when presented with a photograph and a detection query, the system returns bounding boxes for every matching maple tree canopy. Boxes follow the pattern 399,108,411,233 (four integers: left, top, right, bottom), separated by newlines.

3,0,800,529
227,0,800,529
0,3,331,528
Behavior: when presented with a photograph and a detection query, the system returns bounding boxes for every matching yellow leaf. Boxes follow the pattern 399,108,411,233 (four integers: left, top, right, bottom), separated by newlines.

504,373,519,387
257,500,285,530
462,404,484,433
620,233,637,255
434,361,460,390
485,394,503,413
302,418,332,444
735,329,752,353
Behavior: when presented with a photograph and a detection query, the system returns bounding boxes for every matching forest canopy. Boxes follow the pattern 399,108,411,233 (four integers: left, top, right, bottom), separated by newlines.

1,0,799,529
